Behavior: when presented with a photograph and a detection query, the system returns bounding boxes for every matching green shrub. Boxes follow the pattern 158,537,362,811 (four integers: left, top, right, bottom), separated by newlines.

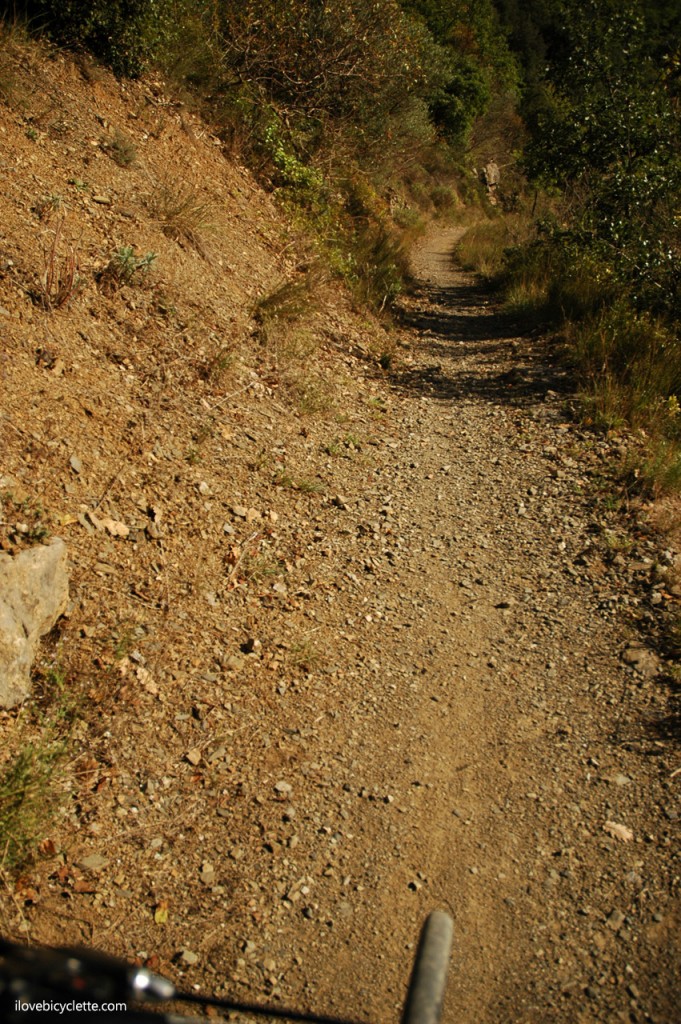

430,184,457,212
574,306,681,424
0,740,65,868
15,0,182,76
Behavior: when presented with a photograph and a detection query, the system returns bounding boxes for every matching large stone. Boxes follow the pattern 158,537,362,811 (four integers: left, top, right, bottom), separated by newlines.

622,645,660,679
0,538,69,707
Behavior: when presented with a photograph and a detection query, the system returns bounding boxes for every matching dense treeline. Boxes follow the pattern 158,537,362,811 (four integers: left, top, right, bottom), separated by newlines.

486,0,681,484
5,0,514,159
497,0,680,320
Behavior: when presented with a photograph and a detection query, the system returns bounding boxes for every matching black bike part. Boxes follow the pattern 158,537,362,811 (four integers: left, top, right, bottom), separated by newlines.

0,937,368,1024
0,938,174,1002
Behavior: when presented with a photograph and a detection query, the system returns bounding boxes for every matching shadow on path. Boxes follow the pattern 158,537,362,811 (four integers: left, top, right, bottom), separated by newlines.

390,274,573,408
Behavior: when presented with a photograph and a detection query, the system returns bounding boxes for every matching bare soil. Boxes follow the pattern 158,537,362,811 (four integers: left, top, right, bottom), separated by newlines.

0,38,679,1024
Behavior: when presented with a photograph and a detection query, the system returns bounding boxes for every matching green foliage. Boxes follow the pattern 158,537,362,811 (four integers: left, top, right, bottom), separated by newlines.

574,305,681,427
514,0,681,321
7,0,523,313
401,0,519,143
0,668,74,869
215,0,443,127
13,0,187,76
106,246,157,286
0,742,63,867
491,0,681,476
259,116,326,205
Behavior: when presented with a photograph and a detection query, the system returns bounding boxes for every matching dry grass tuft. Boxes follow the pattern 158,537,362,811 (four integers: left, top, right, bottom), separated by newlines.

0,669,74,870
147,175,214,254
35,218,78,311
253,264,324,335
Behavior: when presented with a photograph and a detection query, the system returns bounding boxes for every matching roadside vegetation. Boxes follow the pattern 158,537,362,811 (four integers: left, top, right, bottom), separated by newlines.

0,665,75,870
5,1,678,478
0,0,679,911
7,0,518,312
460,0,681,493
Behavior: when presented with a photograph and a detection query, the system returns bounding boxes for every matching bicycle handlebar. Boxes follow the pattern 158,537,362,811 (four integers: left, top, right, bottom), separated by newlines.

0,937,367,1024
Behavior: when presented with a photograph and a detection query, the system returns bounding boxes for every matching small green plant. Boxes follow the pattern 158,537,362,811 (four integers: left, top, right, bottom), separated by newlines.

430,184,457,212
152,290,177,320
1,493,50,547
633,442,681,497
25,125,37,141
260,118,326,207
197,346,234,384
392,206,424,234
0,742,63,868
297,477,324,494
105,246,157,287
273,468,296,489
325,433,363,456
292,375,334,416
273,468,323,493
34,193,64,221
602,530,633,556
667,617,681,660
288,639,323,673
243,551,284,583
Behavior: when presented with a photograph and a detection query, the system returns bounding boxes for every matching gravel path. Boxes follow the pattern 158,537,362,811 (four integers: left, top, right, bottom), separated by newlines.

250,227,679,1024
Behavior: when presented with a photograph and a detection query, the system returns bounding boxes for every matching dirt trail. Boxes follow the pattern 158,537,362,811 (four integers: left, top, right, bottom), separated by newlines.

0,39,676,1020
264,226,679,1024
2,189,677,1022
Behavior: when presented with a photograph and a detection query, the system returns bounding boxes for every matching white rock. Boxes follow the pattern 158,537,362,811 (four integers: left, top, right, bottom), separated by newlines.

0,538,69,708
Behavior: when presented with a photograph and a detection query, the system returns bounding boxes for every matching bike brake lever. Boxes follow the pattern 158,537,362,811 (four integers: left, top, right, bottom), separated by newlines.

0,939,176,1005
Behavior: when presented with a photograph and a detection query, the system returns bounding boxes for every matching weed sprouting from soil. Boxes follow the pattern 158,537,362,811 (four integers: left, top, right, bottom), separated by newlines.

101,246,157,289
0,667,75,870
148,175,213,253
103,129,137,167
35,218,78,311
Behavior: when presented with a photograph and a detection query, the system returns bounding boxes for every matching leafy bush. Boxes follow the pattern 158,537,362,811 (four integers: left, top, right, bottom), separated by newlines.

574,306,681,429
215,0,444,129
14,0,183,76
521,0,681,322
